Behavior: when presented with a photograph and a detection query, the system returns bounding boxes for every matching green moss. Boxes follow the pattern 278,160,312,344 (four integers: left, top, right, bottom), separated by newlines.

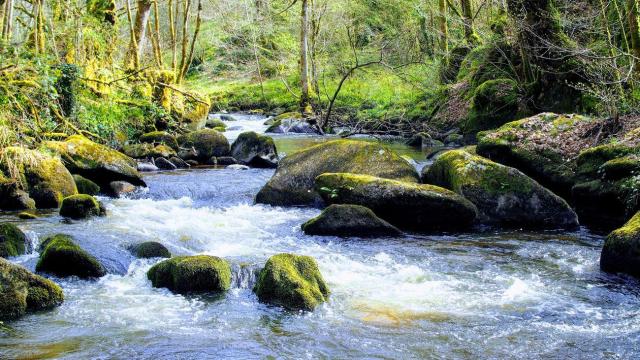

139,131,179,150
0,258,64,320
0,223,27,258
602,155,640,180
205,119,227,130
465,79,519,134
576,144,638,179
601,212,640,277
59,194,101,219
230,131,278,168
73,175,100,196
128,242,171,259
18,212,38,220
36,234,106,278
253,253,329,311
255,140,419,206
147,255,231,294
177,129,230,162
302,204,401,237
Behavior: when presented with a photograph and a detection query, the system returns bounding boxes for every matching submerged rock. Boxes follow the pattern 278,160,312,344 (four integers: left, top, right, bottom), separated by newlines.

0,147,77,209
255,140,420,207
177,129,230,162
0,258,64,320
18,212,38,220
601,212,640,277
230,132,278,168
424,150,579,229
42,135,146,191
36,234,106,278
59,194,102,219
147,255,231,294
73,174,100,196
302,204,401,237
226,164,250,170
139,131,179,150
0,223,27,258
128,242,171,259
253,253,329,311
315,173,477,232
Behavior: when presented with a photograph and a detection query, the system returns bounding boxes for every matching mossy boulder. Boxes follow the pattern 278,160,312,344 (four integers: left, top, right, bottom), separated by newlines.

139,131,179,150
147,255,231,294
73,174,100,196
36,234,106,279
575,143,638,179
0,258,64,320
464,79,519,135
572,177,639,230
424,150,578,229
602,155,640,180
122,143,177,159
0,224,27,258
205,119,227,130
128,242,171,259
315,173,477,232
42,135,146,191
601,212,640,277
177,129,230,162
253,253,329,311
302,204,401,237
18,212,38,220
230,132,279,168
59,194,102,219
0,147,77,209
255,140,420,207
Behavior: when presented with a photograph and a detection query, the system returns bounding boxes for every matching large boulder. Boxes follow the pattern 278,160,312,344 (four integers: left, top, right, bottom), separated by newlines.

36,234,106,278
230,132,278,168
601,212,640,277
0,147,77,209
128,242,171,259
302,204,401,237
147,255,231,294
139,131,179,150
59,194,102,219
253,253,329,311
0,223,27,258
424,150,579,229
73,174,100,196
315,173,477,232
0,258,64,320
255,140,420,207
122,143,177,159
42,135,146,191
177,129,230,162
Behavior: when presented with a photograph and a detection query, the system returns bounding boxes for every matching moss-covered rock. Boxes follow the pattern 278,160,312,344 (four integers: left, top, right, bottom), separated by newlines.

424,150,578,229
602,155,640,180
128,241,171,259
315,173,477,232
253,253,329,311
576,143,638,179
139,131,179,150
36,234,106,278
73,174,100,196
256,140,420,207
601,212,640,277
18,212,38,220
572,177,639,230
302,204,401,237
147,255,231,294
177,129,230,162
0,258,64,320
230,132,278,168
42,135,146,191
0,179,36,211
0,224,27,258
122,143,177,160
205,119,227,130
0,147,77,209
59,194,102,219
464,79,520,135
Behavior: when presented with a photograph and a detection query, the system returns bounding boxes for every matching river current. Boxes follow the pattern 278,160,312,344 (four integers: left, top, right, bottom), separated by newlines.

1,114,639,359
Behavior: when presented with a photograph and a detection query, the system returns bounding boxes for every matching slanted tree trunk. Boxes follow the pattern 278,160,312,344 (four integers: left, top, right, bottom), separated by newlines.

169,0,177,73
299,0,314,116
629,0,640,73
126,0,152,69
177,0,192,83
438,0,448,55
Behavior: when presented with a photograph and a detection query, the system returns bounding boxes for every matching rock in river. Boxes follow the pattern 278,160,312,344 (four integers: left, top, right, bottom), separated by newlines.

36,234,106,279
59,194,103,219
128,242,171,259
423,149,579,229
0,223,27,258
302,204,401,237
255,140,420,207
230,131,278,168
177,129,230,162
315,173,477,232
147,255,231,294
601,212,640,278
73,174,100,196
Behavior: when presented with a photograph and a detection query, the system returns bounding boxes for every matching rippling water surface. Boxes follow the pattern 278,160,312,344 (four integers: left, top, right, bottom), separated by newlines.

1,115,639,359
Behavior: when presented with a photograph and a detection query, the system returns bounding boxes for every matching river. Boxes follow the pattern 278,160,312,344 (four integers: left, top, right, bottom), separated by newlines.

0,114,639,359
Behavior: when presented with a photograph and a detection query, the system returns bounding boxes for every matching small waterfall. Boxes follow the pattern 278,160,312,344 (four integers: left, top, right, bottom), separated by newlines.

24,231,40,254
231,263,261,289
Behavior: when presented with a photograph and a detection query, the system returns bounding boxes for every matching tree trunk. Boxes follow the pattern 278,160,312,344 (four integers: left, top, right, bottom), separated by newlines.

2,0,13,42
169,0,177,73
177,0,192,84
629,0,640,73
126,0,152,69
438,0,448,55
0,0,5,38
299,0,313,115
460,0,477,44
180,0,202,82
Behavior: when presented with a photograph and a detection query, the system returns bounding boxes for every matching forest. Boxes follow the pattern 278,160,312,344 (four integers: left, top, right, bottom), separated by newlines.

1,0,640,358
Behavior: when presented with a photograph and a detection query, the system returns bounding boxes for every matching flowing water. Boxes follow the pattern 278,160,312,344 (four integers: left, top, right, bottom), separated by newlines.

1,114,639,359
